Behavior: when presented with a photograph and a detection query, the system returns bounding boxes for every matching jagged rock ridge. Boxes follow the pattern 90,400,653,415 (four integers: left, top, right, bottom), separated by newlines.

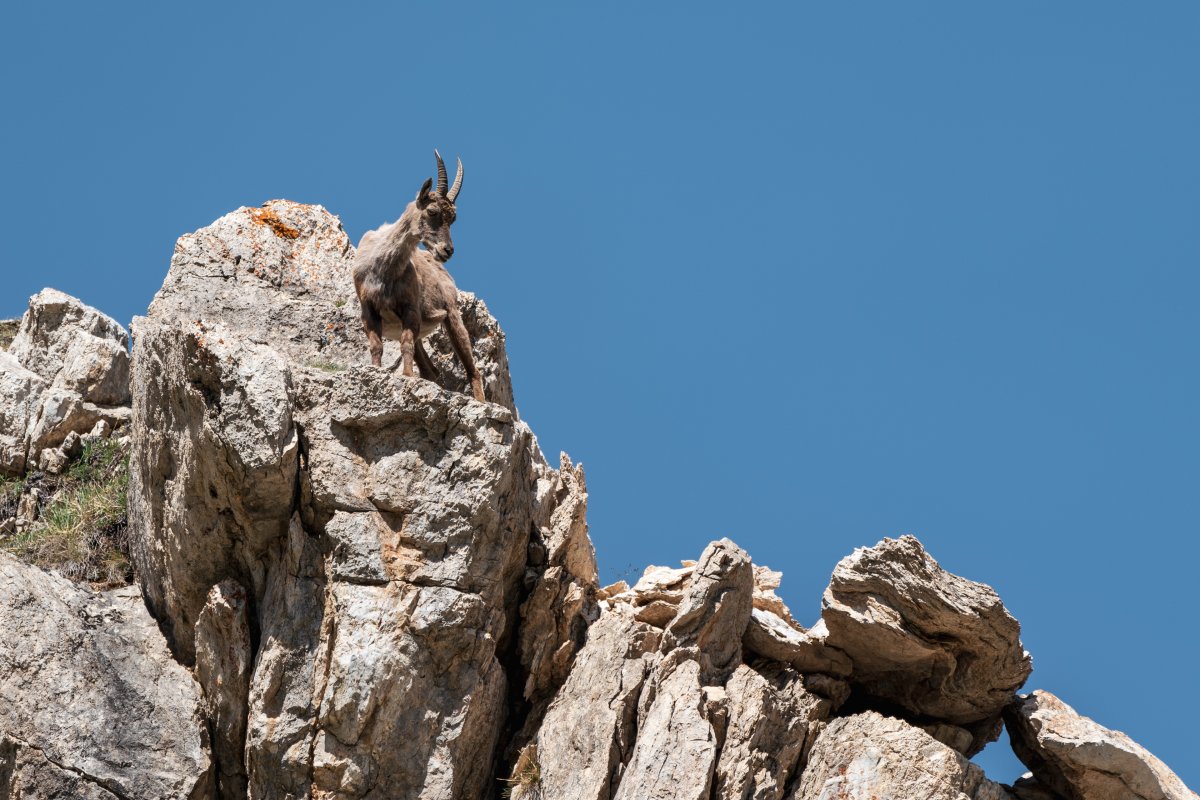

0,200,1193,800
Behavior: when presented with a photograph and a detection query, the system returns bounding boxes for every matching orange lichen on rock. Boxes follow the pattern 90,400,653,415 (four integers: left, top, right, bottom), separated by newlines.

247,205,301,240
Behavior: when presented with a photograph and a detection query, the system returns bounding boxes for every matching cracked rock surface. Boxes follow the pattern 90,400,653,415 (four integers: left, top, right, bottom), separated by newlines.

0,552,211,799
1005,690,1198,800
0,288,131,476
128,200,568,798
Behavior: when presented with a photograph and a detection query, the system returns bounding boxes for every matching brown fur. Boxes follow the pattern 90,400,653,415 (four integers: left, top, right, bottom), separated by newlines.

351,161,485,402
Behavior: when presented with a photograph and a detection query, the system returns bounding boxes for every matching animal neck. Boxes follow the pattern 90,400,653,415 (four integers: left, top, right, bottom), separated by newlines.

384,202,423,262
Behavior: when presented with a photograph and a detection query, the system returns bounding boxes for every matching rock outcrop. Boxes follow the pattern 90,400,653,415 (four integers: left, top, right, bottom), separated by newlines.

820,535,1033,754
0,289,131,477
128,200,580,798
0,199,1193,800
1005,691,1197,800
0,552,211,798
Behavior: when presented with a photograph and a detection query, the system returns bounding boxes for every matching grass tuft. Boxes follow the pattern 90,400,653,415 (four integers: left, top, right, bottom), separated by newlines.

501,744,542,800
1,438,132,587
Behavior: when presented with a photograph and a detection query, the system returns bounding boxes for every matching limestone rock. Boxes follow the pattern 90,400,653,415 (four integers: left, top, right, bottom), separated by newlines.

712,662,839,800
0,289,131,476
613,656,719,800
10,287,130,406
532,607,661,800
821,535,1031,727
1005,690,1197,800
195,579,253,800
662,538,754,681
0,351,45,474
744,611,852,677
518,452,600,704
0,553,211,799
790,711,1013,800
130,200,551,798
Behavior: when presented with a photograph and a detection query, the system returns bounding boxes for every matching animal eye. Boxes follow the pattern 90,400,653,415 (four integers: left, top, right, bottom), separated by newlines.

428,212,442,224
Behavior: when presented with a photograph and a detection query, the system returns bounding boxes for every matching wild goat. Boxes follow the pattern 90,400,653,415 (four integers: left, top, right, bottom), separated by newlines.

352,151,485,402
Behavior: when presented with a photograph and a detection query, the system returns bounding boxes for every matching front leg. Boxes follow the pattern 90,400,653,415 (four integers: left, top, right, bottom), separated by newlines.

392,303,422,378
361,303,384,367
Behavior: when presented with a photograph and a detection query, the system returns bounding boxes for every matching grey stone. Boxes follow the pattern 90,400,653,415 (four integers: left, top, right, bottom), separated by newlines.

0,553,211,799
821,535,1031,732
1005,690,1197,800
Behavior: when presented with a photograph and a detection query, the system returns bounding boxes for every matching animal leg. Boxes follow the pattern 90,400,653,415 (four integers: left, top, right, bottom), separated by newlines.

444,311,485,402
395,306,421,378
414,339,440,380
361,304,384,367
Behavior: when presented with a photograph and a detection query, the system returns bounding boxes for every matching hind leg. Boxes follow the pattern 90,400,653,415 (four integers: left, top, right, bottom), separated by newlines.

444,311,485,402
414,339,440,380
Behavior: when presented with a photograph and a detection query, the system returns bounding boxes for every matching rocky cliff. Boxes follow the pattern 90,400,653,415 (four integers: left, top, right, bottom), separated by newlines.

0,200,1193,800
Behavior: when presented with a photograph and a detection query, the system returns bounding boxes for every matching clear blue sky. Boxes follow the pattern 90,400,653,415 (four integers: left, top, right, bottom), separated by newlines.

2,3,1196,784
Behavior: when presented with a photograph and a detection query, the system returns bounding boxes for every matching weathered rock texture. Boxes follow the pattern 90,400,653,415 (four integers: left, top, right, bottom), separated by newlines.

128,200,585,799
0,289,131,476
0,552,211,799
821,535,1032,753
792,711,1012,800
1005,691,1197,800
2,200,1193,800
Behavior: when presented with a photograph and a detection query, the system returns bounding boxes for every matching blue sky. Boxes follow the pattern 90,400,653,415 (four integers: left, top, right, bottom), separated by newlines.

3,3,1197,783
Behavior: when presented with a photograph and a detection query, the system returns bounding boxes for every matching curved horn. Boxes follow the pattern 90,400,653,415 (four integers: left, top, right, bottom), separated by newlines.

447,158,464,203
434,149,449,196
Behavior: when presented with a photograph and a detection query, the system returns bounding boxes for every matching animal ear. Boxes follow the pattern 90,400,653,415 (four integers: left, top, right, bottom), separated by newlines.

416,178,433,208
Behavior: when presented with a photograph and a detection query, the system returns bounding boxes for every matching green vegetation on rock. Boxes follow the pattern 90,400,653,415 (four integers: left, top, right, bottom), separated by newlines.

0,438,132,587
0,318,18,350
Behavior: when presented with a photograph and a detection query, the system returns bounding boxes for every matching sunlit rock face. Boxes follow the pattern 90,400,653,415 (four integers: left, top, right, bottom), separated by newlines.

0,552,212,799
2,200,1191,800
0,288,131,477
128,200,591,798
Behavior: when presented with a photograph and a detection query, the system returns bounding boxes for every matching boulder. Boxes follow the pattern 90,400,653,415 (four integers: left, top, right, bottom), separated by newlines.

1005,690,1196,800
0,289,131,476
9,287,130,406
789,711,1013,800
821,535,1031,729
0,552,211,799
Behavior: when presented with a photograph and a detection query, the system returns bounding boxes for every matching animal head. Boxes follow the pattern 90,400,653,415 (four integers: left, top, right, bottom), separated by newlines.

414,150,463,261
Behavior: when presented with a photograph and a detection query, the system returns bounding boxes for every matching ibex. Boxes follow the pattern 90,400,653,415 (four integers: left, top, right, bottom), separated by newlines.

352,151,485,402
